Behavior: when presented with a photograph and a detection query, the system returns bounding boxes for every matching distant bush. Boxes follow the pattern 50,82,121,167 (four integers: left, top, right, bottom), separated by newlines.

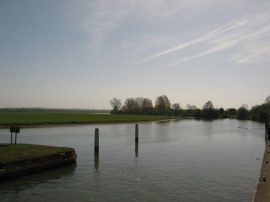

236,106,250,120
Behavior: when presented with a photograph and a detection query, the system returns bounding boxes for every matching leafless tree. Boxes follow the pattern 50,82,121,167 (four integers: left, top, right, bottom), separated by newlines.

110,98,122,111
155,95,171,115
122,98,140,114
265,96,270,104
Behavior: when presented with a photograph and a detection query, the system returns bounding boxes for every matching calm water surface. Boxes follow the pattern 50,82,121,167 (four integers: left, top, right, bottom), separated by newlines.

0,119,265,202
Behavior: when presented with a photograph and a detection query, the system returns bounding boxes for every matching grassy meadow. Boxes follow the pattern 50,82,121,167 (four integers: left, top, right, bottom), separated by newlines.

0,112,172,126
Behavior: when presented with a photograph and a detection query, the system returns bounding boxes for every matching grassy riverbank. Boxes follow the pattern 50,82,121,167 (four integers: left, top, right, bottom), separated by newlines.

0,112,172,126
0,144,74,164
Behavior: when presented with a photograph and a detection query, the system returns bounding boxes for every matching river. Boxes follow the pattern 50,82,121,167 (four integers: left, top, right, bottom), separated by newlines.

0,119,265,202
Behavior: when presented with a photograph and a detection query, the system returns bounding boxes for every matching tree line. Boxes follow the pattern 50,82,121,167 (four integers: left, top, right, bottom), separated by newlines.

110,95,270,122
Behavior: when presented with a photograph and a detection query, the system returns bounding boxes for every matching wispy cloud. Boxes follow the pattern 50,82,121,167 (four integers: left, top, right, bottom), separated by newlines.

71,0,243,47
72,0,190,46
233,46,270,64
231,26,270,64
72,0,135,46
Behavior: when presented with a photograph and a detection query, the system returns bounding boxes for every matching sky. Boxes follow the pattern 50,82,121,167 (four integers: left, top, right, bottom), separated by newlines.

0,0,270,110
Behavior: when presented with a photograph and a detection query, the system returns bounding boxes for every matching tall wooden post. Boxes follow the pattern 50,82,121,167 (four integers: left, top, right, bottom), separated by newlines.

135,124,139,144
11,132,13,144
135,124,139,157
95,128,99,154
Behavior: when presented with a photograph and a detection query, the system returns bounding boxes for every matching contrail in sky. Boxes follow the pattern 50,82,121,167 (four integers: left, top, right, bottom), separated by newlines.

164,23,270,67
136,19,248,65
164,41,238,68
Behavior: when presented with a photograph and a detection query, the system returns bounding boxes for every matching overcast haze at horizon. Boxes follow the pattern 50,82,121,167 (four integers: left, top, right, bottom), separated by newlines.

0,0,270,110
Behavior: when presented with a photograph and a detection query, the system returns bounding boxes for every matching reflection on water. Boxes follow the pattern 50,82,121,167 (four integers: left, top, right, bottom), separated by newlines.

0,164,76,193
135,142,139,157
94,153,99,171
0,119,265,202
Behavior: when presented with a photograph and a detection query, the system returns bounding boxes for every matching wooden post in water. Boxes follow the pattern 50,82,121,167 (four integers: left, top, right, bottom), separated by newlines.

135,124,139,144
135,124,139,157
95,128,99,154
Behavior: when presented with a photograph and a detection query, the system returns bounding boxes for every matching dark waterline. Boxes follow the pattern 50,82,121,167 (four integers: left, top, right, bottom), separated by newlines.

0,119,265,202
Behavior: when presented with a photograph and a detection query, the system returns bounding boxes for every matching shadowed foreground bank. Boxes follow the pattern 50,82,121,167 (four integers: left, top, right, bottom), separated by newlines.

0,144,77,180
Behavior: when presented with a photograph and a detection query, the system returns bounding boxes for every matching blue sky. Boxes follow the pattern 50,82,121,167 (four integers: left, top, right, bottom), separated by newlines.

0,0,270,110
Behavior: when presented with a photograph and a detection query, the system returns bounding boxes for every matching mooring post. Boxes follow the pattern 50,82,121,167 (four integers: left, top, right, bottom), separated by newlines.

95,128,99,154
135,124,139,144
135,124,139,157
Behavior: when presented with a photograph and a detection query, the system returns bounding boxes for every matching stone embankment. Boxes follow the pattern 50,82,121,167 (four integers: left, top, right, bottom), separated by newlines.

253,122,270,202
252,145,270,202
0,146,77,181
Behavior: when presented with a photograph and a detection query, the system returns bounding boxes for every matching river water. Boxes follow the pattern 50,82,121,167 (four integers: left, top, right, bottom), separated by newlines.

0,119,265,202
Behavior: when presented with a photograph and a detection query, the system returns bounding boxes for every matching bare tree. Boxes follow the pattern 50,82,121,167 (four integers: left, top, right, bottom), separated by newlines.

122,98,140,114
172,103,181,116
141,98,153,108
155,95,171,115
135,97,144,109
141,98,153,115
265,95,270,104
110,98,122,111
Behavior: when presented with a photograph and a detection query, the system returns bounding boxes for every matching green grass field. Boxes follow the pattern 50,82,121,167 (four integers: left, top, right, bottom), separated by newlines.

0,112,172,126
0,144,74,164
